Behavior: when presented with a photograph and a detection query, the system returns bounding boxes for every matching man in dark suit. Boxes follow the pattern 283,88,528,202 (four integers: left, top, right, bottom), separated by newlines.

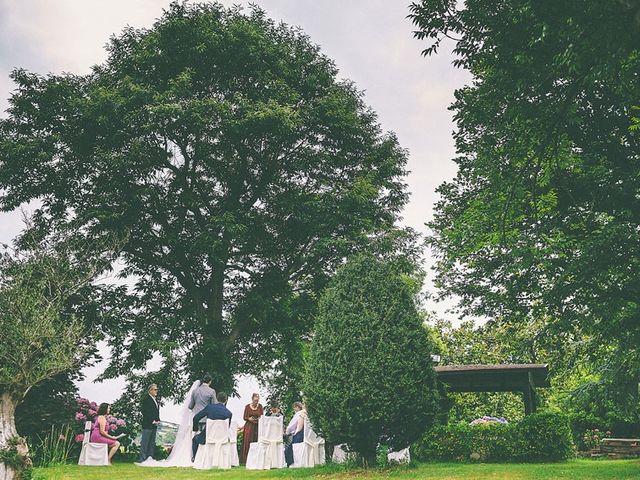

139,383,161,462
191,391,232,461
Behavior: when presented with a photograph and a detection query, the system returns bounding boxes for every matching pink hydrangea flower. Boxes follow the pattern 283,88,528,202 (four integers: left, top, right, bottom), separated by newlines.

75,434,84,442
116,419,126,427
88,409,97,417
75,412,86,421
109,424,118,432
90,402,98,410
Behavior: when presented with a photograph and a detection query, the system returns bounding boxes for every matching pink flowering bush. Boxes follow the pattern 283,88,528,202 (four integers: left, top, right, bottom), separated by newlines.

73,397,129,445
582,428,612,450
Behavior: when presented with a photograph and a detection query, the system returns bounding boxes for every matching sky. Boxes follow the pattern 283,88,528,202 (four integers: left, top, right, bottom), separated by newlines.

0,0,470,423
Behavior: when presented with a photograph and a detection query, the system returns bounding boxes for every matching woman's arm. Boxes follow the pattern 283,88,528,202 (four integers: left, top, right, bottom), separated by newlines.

98,416,115,439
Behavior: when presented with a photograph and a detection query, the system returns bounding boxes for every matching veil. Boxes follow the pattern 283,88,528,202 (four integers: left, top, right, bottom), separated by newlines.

136,379,201,467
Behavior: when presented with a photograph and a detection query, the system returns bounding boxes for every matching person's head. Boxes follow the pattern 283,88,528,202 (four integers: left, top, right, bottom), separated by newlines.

97,403,110,416
269,400,280,412
217,392,228,405
251,393,260,404
201,374,212,385
148,384,158,397
292,401,303,412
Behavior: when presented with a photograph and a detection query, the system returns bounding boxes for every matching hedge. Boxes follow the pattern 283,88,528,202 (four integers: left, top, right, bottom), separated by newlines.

413,411,575,462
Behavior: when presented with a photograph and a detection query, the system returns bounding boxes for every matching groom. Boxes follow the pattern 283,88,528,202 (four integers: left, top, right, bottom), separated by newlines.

189,373,217,433
191,392,232,461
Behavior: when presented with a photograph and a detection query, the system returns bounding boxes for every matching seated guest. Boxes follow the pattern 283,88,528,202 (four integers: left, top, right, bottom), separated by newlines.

265,400,282,417
284,402,306,466
90,403,121,464
191,392,232,461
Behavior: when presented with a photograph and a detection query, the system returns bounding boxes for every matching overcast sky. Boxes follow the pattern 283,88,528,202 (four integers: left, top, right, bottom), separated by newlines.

0,0,470,423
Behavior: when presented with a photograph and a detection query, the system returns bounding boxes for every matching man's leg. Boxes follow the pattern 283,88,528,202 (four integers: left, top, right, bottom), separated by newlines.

147,427,157,460
192,427,205,462
139,429,151,462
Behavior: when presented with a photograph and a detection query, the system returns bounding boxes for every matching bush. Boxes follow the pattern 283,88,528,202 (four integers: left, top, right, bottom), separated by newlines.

567,412,608,450
413,411,575,462
515,411,575,461
412,423,472,460
305,255,439,466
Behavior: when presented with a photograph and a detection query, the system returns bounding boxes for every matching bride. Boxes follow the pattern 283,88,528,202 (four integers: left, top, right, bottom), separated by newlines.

135,380,200,467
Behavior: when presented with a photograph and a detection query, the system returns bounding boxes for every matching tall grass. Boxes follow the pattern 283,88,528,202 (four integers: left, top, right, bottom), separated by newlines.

32,424,76,467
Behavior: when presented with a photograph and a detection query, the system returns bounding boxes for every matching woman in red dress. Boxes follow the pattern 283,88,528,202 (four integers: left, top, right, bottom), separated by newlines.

240,393,263,464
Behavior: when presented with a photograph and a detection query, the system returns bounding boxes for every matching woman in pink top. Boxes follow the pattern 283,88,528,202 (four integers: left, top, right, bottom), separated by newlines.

90,403,121,464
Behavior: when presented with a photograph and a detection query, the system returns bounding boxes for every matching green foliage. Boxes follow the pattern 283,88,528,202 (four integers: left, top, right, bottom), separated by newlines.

30,425,74,468
15,374,79,446
0,1,413,400
305,255,439,465
410,0,640,414
412,423,473,461
413,412,574,463
515,412,575,462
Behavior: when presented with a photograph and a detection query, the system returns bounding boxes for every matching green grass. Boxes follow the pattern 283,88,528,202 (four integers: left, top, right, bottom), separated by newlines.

35,459,640,480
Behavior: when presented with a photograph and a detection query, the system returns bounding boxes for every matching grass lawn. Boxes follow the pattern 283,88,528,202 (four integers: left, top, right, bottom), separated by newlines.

35,459,640,480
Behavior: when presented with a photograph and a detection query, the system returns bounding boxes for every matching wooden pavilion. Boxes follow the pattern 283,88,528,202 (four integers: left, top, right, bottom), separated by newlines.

434,364,550,414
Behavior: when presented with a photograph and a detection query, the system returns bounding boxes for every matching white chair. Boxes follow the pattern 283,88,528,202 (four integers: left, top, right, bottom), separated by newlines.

78,421,109,466
245,416,285,470
387,447,410,464
332,444,356,464
292,417,325,468
193,419,231,470
228,420,239,467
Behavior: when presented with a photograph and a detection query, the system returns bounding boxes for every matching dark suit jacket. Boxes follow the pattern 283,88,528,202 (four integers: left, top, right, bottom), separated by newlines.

192,403,232,431
142,394,160,430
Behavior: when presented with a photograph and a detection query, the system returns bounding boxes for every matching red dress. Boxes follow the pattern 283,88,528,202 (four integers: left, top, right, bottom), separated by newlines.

240,403,263,464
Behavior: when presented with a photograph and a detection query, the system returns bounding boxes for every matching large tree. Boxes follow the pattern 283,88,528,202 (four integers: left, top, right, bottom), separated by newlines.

410,1,640,410
0,2,411,396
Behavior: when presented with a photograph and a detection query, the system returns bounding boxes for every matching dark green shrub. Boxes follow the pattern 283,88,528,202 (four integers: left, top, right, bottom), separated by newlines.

515,411,575,461
412,423,473,461
469,422,516,461
305,255,439,466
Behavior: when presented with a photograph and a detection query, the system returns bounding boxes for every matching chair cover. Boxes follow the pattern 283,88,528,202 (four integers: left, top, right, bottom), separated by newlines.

245,416,285,470
292,417,326,468
78,421,109,466
387,447,410,464
228,420,239,467
332,444,356,464
193,419,231,470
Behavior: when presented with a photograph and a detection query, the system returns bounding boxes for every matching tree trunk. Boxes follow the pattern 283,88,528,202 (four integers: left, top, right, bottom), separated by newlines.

0,392,28,480
359,443,377,468
201,263,235,394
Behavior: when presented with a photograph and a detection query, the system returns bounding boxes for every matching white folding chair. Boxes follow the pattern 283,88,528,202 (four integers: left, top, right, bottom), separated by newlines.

245,416,285,470
292,417,325,468
78,421,109,466
193,419,231,470
387,447,410,464
228,420,239,467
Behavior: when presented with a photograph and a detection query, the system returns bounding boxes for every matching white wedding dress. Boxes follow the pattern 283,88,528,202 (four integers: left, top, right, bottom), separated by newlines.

136,380,200,468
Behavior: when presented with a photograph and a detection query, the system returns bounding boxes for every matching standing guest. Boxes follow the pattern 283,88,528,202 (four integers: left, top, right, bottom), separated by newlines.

265,400,282,417
139,384,160,462
191,392,232,461
240,393,263,464
189,374,217,433
284,402,306,467
90,403,121,464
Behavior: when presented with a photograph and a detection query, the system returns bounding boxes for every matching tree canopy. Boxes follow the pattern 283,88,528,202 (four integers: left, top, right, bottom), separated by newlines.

0,2,413,397
410,0,640,411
